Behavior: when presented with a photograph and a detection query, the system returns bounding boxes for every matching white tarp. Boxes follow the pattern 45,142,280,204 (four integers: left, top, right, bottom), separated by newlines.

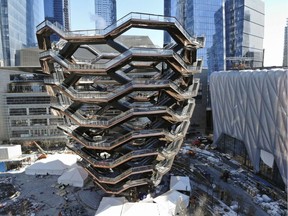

0,145,22,160
57,166,88,187
153,190,189,216
121,202,160,216
170,176,191,192
25,154,79,175
95,197,127,216
210,69,288,188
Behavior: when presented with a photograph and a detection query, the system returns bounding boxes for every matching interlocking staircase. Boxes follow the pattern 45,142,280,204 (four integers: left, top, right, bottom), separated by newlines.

36,12,204,195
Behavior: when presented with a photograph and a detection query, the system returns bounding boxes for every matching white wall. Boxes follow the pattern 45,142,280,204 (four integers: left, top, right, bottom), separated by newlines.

210,69,288,188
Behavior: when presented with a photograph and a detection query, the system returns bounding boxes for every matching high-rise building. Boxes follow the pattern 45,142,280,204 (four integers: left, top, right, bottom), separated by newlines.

209,6,226,72
44,0,70,41
165,0,265,73
94,0,116,29
163,0,185,45
164,0,222,69
44,0,70,30
210,0,265,72
224,0,265,70
186,0,223,70
283,19,288,67
0,0,43,66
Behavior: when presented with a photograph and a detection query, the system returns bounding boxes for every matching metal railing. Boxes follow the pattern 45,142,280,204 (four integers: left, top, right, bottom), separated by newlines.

37,12,204,47
69,143,158,168
84,162,153,183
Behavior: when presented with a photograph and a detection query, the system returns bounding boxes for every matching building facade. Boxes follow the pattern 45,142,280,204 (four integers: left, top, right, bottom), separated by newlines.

94,0,116,29
210,69,288,190
210,0,265,72
0,70,67,145
0,0,43,66
44,0,70,30
164,0,222,70
224,0,264,70
283,19,288,67
165,0,265,73
44,0,70,42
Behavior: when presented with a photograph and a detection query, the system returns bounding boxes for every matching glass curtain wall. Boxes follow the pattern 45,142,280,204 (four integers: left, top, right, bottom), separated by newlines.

0,0,43,66
225,0,264,69
164,0,222,71
94,0,116,29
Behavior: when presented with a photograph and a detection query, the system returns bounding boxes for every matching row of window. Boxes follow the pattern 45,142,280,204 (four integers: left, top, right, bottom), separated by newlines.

9,107,50,116
9,84,46,93
11,129,64,138
7,96,50,105
10,118,63,127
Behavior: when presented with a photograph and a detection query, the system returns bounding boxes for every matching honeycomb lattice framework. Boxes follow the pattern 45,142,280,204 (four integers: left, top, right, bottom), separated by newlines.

37,12,203,194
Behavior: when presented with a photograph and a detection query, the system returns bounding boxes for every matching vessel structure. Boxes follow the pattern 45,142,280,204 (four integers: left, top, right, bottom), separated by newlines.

36,12,204,194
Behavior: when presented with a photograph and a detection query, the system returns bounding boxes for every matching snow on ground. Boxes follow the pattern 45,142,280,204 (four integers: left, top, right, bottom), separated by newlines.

254,194,286,216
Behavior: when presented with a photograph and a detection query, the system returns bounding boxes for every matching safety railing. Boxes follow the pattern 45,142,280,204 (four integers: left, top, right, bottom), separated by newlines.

84,163,153,183
69,143,158,168
37,12,204,47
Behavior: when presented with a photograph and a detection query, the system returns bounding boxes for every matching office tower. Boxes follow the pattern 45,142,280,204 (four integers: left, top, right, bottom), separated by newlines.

36,13,203,194
0,0,43,66
163,0,185,45
94,0,116,29
44,0,70,30
44,0,70,42
185,0,223,70
209,6,226,72
27,0,44,47
224,0,265,70
283,19,288,67
210,0,265,71
164,0,222,70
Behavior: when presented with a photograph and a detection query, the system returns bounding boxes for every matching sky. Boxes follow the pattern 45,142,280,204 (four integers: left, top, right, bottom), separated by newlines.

70,0,288,67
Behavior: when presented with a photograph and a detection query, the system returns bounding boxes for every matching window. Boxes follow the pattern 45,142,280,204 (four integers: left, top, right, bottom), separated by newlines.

50,118,64,125
9,108,27,116
29,108,47,115
30,119,47,126
11,119,28,127
11,130,30,137
7,96,50,104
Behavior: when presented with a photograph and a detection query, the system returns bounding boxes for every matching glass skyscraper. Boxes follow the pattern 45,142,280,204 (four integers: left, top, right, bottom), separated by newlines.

164,0,223,69
44,0,70,42
224,0,265,70
94,0,116,29
164,0,186,45
186,0,223,69
208,6,226,72
0,0,43,66
164,0,264,73
210,0,264,72
44,0,70,30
